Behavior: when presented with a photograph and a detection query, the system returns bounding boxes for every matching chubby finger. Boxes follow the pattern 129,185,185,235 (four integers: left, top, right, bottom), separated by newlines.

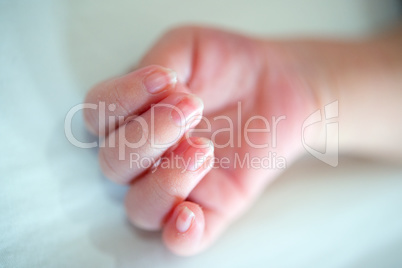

99,92,204,184
125,137,214,231
162,167,255,256
162,201,229,256
84,65,178,136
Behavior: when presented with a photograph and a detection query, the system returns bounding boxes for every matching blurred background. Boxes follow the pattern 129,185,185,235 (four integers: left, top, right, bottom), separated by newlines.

1,0,402,267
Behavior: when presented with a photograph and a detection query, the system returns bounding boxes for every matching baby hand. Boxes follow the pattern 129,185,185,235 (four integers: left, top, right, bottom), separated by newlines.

84,26,318,255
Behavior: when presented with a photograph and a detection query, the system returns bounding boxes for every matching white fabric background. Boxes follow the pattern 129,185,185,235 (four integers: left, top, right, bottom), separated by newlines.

1,0,402,267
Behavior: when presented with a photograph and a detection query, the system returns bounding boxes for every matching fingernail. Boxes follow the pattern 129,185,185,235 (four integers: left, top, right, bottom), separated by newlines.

144,67,177,94
172,139,191,156
176,206,195,233
172,138,214,171
184,138,214,171
171,95,204,127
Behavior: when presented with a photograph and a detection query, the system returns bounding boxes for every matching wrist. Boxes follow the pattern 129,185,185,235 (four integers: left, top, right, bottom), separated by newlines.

256,39,328,162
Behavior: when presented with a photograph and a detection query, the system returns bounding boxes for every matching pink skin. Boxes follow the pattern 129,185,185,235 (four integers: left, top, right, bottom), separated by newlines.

97,93,205,184
125,137,214,231
84,26,322,256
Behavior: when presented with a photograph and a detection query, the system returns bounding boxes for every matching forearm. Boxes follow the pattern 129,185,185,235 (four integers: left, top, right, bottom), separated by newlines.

285,27,402,160
341,35,402,160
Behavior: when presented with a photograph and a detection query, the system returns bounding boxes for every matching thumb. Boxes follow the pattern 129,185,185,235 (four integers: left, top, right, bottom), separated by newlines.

138,26,198,86
137,26,264,113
